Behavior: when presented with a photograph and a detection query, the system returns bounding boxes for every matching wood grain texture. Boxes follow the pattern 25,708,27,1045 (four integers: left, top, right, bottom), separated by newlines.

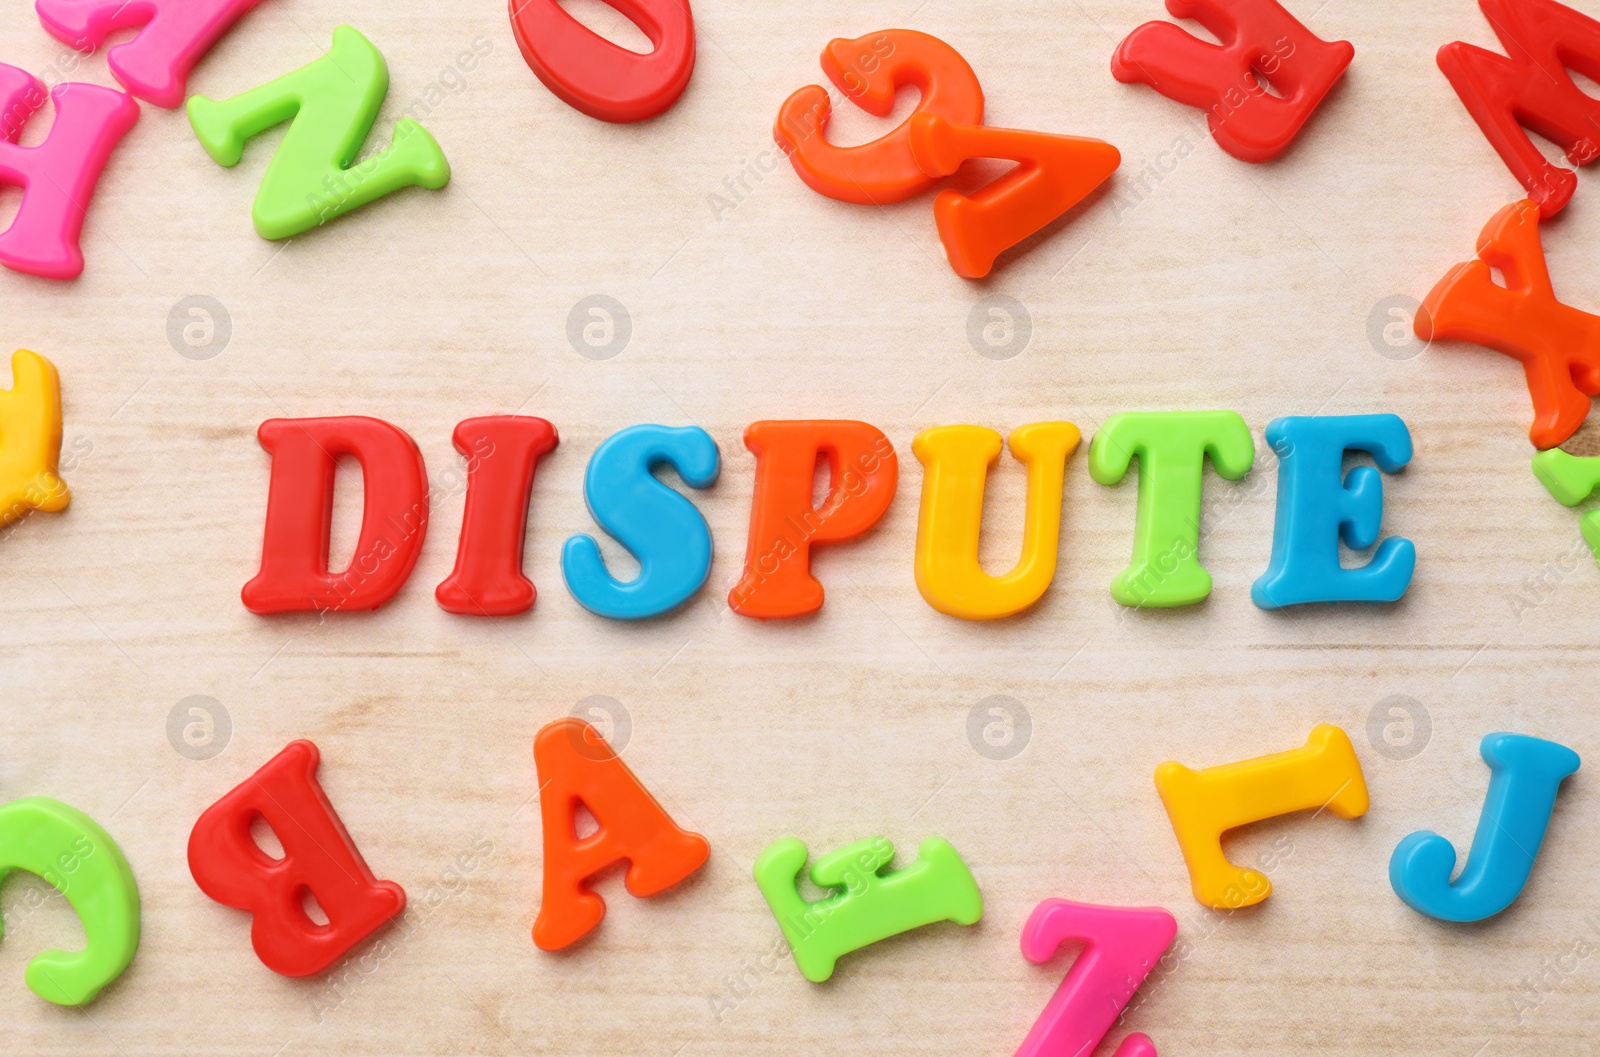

0,0,1596,1053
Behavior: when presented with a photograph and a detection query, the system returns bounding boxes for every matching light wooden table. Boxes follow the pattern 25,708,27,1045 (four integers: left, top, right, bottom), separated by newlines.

0,0,1595,1053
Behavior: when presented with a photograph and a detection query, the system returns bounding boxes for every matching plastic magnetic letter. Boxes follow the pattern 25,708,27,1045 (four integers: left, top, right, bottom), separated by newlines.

1251,414,1414,609
729,420,898,619
0,796,139,1005
533,718,709,951
562,423,719,620
1437,0,1600,217
754,835,981,982
1155,724,1369,908
242,416,429,615
913,423,1079,620
1110,0,1354,163
1013,899,1177,1057
909,115,1120,278
1532,448,1600,559
1088,411,1254,608
510,0,694,123
774,30,983,205
1416,200,1600,449
187,25,450,240
436,416,559,616
188,740,405,977
1390,733,1580,923
0,68,137,280
0,350,70,527
35,0,268,108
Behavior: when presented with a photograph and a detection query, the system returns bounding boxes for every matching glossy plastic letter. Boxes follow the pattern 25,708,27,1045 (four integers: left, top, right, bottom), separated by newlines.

730,420,898,619
774,30,983,205
1252,414,1414,609
36,0,268,108
0,68,136,279
754,835,981,982
242,416,428,615
1437,0,1600,217
563,423,719,620
913,423,1079,619
0,797,138,1005
1533,447,1600,559
1111,0,1354,162
187,25,450,239
0,350,70,526
1089,411,1254,608
533,718,709,951
909,115,1120,278
436,416,559,616
511,0,694,123
1014,899,1177,1057
1155,724,1369,908
188,740,405,977
1391,733,1579,922
1417,200,1600,450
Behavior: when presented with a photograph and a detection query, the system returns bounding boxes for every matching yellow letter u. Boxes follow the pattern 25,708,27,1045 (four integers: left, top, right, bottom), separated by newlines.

912,422,1079,619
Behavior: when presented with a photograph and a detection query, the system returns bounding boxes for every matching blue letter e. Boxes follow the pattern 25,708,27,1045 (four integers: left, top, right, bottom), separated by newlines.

1252,414,1415,609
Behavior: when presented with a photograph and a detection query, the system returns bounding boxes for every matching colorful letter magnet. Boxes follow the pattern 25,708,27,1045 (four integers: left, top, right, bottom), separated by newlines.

0,350,70,526
511,0,695,123
242,416,428,614
775,29,983,205
533,718,709,951
913,423,1079,620
1252,414,1414,609
1014,899,1177,1057
36,0,268,108
0,796,139,1005
754,835,981,982
1156,724,1369,908
563,423,719,620
436,416,559,616
1391,733,1579,922
909,116,1120,278
1437,0,1600,217
188,25,449,239
1112,0,1354,162
730,420,897,620
1533,447,1600,559
1088,410,1254,608
1418,200,1600,450
0,69,137,280
188,741,405,977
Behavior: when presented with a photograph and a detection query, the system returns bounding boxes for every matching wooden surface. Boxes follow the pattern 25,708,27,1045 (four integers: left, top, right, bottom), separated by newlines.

0,0,1597,1053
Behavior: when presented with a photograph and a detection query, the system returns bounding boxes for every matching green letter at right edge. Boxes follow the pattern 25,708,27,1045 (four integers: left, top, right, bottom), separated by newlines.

1533,448,1600,559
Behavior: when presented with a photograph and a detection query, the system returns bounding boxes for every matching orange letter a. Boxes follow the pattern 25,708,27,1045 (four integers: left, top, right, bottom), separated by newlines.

533,718,709,951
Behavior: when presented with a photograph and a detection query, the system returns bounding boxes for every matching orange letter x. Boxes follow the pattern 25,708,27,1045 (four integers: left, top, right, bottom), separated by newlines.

1417,199,1600,450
